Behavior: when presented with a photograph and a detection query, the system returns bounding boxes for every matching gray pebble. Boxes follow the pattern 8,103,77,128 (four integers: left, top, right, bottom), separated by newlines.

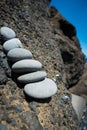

0,26,16,40
3,38,22,53
7,48,32,62
17,71,47,83
24,78,57,99
12,59,42,73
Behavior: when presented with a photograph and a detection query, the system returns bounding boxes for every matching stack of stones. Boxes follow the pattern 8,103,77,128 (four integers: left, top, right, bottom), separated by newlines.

0,26,57,99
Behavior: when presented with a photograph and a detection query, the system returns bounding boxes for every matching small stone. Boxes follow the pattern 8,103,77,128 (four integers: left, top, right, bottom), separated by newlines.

3,38,22,53
61,95,70,102
0,26,16,40
17,71,47,83
16,104,23,112
10,119,17,127
2,22,8,27
0,124,8,130
12,59,42,73
24,78,57,99
7,48,32,62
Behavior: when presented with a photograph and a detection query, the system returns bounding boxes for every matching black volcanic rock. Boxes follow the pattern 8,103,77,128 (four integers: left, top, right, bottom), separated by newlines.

50,7,85,87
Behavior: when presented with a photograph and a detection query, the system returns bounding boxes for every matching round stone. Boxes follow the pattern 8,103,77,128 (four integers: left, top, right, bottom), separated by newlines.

7,48,32,62
17,71,47,83
12,59,42,73
24,78,57,99
0,26,16,40
3,38,22,53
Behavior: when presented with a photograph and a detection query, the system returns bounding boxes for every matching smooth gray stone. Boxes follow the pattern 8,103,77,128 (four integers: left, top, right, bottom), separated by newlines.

24,78,57,99
0,26,16,40
3,38,22,53
17,71,47,83
12,59,42,73
7,48,32,62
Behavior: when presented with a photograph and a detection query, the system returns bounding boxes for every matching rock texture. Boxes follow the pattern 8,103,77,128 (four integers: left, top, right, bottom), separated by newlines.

0,0,85,130
69,63,87,101
50,7,85,87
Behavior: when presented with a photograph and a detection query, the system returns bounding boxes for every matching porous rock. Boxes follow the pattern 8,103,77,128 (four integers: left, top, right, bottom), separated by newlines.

3,38,22,53
7,48,32,62
0,26,16,40
17,71,47,83
12,59,42,73
24,78,57,99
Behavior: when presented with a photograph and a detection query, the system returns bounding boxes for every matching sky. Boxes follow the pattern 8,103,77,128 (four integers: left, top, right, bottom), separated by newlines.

50,0,87,56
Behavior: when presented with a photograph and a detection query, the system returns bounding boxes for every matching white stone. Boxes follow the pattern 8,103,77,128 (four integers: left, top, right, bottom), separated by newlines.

3,38,22,53
0,26,16,40
12,59,42,73
24,78,57,99
17,71,47,83
71,94,86,120
7,48,32,62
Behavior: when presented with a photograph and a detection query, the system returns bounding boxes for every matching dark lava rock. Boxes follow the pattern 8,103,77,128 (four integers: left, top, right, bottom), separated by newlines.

16,104,23,112
20,111,44,130
0,124,8,130
29,101,39,112
0,69,8,84
0,50,11,83
50,7,85,87
78,106,87,130
10,119,17,127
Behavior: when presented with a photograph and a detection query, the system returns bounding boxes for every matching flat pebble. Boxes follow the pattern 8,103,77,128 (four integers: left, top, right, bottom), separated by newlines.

17,71,47,83
12,59,42,73
3,38,22,53
24,78,57,99
0,26,16,40
7,48,32,62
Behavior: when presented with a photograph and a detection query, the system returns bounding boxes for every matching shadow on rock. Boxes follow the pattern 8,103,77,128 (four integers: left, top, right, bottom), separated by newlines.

24,92,51,103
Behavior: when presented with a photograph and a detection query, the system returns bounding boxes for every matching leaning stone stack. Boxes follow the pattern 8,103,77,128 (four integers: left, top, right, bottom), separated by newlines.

0,26,57,99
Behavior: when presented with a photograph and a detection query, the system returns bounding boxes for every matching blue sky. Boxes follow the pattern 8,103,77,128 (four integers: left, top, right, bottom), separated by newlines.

50,0,87,56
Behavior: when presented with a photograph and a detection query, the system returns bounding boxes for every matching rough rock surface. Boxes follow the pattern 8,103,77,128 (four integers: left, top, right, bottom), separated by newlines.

49,7,85,87
0,0,85,129
69,63,87,101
